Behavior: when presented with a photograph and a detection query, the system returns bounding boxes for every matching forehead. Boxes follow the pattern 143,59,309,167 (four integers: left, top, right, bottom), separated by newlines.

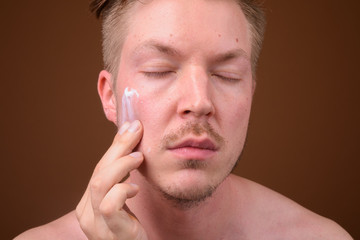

121,0,251,61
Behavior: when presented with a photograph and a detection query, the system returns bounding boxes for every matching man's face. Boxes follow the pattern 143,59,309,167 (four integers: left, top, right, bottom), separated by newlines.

109,0,253,202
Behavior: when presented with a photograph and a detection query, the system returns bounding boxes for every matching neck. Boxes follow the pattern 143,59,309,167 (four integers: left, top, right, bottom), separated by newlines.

127,173,240,240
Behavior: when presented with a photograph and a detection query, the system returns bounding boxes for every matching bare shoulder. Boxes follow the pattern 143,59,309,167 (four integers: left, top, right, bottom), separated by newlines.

229,175,353,239
14,211,87,240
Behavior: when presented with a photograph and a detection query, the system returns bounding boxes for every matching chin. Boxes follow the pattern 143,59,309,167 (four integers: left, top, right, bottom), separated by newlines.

160,183,216,209
139,150,238,208
155,169,226,209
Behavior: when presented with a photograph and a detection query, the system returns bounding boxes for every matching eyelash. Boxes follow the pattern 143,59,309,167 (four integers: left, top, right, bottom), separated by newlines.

212,74,240,82
142,71,240,82
143,71,173,79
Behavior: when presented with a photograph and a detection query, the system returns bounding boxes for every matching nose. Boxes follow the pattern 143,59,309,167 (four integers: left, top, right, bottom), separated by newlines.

176,66,215,119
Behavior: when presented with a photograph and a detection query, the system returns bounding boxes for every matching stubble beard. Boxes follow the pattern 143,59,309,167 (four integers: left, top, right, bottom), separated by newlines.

159,159,216,210
156,138,246,209
157,155,241,210
146,121,246,210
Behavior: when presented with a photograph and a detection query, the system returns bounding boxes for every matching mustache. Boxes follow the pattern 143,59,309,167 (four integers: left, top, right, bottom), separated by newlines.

161,122,225,149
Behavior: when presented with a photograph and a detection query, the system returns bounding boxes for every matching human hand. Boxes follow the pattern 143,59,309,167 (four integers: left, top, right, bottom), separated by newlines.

76,120,148,240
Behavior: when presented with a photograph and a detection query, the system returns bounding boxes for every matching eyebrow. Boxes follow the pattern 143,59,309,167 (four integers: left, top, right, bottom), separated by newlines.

132,39,250,63
132,39,182,57
212,49,250,64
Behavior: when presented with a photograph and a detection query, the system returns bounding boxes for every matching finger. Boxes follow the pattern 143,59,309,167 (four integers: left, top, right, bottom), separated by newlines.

99,183,140,237
95,120,143,172
76,185,90,220
77,188,97,236
90,152,144,214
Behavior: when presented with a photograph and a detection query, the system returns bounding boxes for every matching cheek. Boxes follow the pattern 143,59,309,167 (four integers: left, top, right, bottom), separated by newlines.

136,94,171,145
132,82,175,125
117,83,166,124
133,97,165,157
117,79,172,131
232,97,251,125
223,96,252,144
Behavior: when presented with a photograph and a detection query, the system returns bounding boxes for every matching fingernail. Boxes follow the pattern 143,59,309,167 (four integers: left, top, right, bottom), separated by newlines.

128,120,140,133
118,122,130,135
129,152,142,158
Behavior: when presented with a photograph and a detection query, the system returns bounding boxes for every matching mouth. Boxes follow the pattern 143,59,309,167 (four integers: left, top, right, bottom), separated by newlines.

167,138,218,160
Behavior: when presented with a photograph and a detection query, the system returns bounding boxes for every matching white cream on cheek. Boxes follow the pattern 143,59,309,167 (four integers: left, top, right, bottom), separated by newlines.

146,147,152,154
121,87,140,125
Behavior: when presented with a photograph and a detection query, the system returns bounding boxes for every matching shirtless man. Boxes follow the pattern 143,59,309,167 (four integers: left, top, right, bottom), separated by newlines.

15,0,353,239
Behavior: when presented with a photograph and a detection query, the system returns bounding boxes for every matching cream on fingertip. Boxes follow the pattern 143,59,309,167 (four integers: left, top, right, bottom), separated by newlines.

128,120,140,133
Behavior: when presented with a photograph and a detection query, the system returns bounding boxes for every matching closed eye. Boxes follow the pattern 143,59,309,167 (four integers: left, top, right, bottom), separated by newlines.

142,71,174,79
212,74,240,82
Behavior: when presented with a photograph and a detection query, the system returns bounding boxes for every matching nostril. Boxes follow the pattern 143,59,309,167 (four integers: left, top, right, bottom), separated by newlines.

184,110,191,114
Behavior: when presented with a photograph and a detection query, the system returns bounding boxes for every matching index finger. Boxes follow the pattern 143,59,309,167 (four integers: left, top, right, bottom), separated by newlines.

95,120,143,173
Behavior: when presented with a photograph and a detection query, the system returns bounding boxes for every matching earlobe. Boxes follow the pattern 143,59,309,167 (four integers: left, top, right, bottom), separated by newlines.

97,70,117,125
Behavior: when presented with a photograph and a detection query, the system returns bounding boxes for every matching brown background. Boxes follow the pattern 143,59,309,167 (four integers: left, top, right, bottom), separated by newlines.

1,0,359,239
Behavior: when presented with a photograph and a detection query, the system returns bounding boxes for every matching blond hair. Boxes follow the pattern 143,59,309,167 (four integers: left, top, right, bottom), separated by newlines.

90,0,266,77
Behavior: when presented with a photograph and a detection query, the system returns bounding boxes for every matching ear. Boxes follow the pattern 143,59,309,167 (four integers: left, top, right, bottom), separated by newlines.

97,70,118,125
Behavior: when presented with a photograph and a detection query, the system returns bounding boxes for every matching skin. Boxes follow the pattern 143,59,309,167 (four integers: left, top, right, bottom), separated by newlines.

15,0,353,239
106,0,253,205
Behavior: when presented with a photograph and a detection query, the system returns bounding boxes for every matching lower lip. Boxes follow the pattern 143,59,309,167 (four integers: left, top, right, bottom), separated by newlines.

168,147,216,159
